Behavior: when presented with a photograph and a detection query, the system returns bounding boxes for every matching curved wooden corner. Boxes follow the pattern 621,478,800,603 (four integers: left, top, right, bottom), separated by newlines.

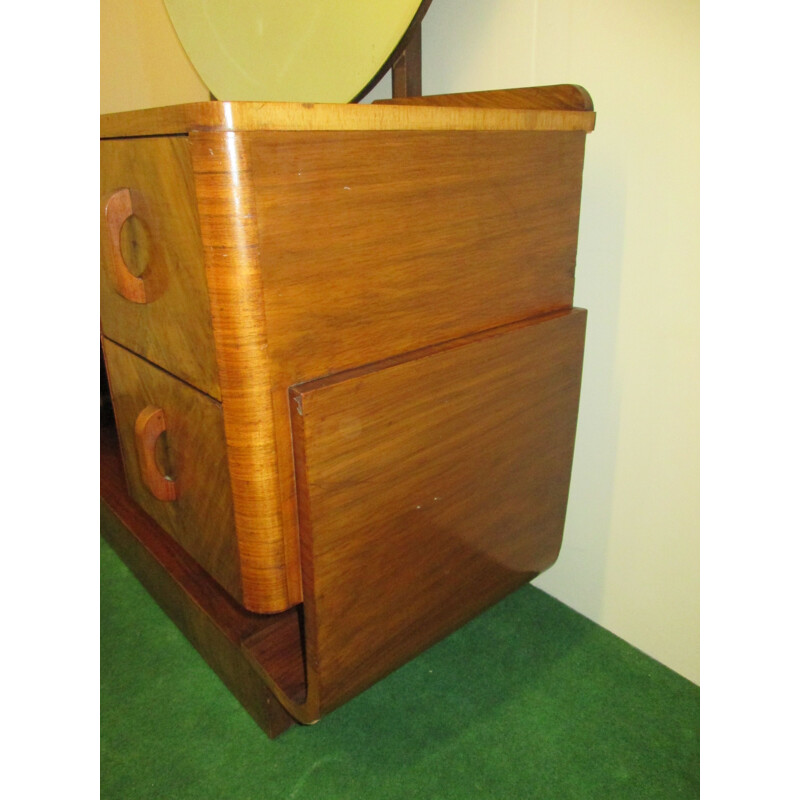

375,84,594,112
189,130,302,614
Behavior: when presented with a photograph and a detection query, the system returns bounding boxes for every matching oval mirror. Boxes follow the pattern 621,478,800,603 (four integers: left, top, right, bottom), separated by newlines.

164,0,432,103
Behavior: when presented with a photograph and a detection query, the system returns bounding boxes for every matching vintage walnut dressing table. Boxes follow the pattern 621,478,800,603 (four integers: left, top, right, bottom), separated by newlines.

100,1,595,739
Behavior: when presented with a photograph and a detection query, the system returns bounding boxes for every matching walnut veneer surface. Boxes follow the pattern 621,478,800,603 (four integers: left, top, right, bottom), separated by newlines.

100,86,594,731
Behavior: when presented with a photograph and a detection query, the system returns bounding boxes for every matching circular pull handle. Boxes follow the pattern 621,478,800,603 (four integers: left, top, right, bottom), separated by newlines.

134,405,178,501
105,188,147,303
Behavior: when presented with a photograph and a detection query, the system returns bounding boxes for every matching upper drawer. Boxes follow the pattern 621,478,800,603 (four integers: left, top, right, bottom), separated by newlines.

100,137,220,399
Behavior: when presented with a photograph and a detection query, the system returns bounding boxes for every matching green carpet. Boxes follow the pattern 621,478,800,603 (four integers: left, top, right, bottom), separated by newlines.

101,536,699,799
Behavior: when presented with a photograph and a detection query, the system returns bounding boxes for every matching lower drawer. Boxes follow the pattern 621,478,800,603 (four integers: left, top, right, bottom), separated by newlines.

102,338,243,603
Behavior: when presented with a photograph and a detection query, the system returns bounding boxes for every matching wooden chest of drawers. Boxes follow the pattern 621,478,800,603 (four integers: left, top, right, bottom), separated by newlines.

100,86,594,732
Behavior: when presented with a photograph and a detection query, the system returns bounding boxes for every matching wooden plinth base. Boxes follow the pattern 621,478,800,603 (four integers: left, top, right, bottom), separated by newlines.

100,424,300,738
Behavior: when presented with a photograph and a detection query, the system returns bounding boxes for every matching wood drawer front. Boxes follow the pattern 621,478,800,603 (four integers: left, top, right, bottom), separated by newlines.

251,129,587,383
103,338,242,603
290,309,586,714
100,137,220,399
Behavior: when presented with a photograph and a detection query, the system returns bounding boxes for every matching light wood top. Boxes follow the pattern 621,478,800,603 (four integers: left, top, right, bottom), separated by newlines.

100,93,595,139
376,84,594,111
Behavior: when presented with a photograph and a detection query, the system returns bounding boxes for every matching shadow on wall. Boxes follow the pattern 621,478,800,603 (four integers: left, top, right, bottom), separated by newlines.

536,122,627,617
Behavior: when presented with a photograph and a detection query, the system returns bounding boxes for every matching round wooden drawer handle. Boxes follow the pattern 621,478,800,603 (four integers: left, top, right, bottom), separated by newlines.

105,188,147,304
134,405,178,501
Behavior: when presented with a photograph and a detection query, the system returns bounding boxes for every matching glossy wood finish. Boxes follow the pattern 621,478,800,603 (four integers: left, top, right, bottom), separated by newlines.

189,131,302,614
100,90,590,617
100,137,220,399
250,129,585,381
99,98,595,139
100,87,595,731
291,310,586,714
103,338,243,603
101,424,302,737
102,308,588,727
247,126,587,553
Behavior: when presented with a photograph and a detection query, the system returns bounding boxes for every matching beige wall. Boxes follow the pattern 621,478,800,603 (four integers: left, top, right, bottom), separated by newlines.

399,0,701,682
537,0,699,685
101,0,207,113
100,0,700,683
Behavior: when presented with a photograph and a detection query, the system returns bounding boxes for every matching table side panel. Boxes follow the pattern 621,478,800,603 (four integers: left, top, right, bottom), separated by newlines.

291,309,587,714
249,129,588,611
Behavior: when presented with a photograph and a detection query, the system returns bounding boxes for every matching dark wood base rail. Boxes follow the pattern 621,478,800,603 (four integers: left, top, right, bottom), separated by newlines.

101,423,301,738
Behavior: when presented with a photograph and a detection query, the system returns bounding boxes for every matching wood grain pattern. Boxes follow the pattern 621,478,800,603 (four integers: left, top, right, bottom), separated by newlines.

246,128,586,560
100,137,220,398
104,188,147,303
291,309,587,715
189,131,302,614
101,424,304,736
103,337,243,603
100,89,595,731
100,98,595,139
250,129,585,382
375,84,594,111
